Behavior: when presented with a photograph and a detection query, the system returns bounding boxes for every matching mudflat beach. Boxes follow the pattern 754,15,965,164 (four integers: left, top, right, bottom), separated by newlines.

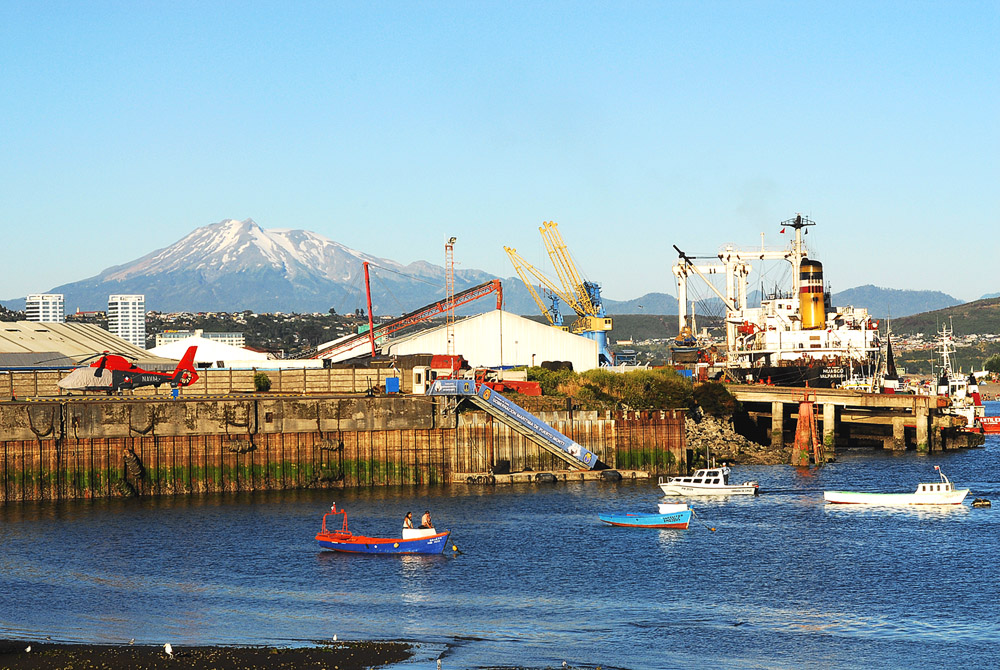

0,640,412,670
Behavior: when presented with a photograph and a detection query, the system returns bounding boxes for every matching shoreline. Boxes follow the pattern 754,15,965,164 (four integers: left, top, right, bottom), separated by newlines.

0,640,413,670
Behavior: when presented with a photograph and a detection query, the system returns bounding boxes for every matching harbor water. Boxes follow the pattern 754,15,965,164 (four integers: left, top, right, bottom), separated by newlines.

3,406,1000,669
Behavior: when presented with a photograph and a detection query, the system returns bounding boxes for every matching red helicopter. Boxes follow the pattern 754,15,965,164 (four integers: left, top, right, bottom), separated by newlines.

58,346,199,395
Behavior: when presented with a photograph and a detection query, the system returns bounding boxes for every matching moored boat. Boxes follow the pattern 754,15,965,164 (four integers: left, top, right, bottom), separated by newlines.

315,503,452,554
658,465,759,496
598,502,692,529
980,416,1000,435
824,466,969,505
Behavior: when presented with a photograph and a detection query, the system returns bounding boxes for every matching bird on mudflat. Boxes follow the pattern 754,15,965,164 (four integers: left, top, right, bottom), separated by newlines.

163,643,174,658
129,638,135,645
24,646,31,653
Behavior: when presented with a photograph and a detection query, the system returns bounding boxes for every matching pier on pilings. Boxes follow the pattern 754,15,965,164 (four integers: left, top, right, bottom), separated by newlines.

730,385,984,453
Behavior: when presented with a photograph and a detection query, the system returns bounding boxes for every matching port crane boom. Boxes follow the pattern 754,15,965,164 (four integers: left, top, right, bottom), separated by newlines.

505,221,613,365
316,279,503,362
503,246,568,328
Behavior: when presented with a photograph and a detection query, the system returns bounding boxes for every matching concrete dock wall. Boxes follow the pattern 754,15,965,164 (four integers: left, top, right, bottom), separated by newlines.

0,397,687,503
0,367,406,399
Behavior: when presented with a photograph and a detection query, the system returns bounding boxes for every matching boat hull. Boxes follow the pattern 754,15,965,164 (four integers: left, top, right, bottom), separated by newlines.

731,364,846,388
823,489,969,505
316,530,451,554
981,417,1000,434
598,510,692,529
659,482,758,496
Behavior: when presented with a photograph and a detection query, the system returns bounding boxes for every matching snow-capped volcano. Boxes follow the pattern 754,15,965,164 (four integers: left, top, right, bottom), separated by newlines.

106,218,396,284
45,218,495,314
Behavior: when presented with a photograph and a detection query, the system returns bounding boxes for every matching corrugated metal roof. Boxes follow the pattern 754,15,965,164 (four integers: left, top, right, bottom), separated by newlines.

0,322,176,366
0,351,77,368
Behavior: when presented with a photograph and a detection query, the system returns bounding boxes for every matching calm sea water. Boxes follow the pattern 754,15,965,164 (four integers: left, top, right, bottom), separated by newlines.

3,404,1000,670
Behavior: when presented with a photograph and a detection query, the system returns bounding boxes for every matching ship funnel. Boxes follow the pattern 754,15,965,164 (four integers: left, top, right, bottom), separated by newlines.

799,258,825,330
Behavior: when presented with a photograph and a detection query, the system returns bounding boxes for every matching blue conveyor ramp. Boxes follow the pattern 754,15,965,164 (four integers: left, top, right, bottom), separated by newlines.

427,379,599,470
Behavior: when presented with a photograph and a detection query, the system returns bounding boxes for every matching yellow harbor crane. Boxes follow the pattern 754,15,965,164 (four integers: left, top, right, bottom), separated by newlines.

504,221,613,365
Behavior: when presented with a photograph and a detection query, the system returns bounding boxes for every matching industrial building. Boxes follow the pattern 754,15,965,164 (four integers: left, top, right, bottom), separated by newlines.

155,329,246,348
0,322,174,369
148,335,322,369
383,309,599,372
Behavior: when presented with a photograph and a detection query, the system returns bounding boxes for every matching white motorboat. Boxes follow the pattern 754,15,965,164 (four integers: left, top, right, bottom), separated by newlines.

658,465,759,496
824,466,969,505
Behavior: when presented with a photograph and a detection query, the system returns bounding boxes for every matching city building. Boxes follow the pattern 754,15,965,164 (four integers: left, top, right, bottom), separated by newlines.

107,294,146,349
154,329,245,348
25,294,65,323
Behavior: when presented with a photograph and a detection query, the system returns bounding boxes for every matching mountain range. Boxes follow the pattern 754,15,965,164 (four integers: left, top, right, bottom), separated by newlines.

0,218,976,320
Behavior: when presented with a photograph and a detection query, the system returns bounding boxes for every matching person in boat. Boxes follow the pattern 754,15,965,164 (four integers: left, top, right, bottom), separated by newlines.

420,511,433,529
403,512,413,529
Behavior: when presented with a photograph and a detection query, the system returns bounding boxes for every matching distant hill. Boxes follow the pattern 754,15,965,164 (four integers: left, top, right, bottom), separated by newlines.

831,285,962,319
980,292,1000,300
892,297,1000,335
603,292,678,315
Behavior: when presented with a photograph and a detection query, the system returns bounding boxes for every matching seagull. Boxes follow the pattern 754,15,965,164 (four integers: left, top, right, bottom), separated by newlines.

163,643,173,658
333,634,337,642
437,660,442,670
24,646,31,653
129,638,135,645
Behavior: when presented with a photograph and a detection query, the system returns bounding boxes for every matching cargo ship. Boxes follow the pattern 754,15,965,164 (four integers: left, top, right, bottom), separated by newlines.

671,214,881,387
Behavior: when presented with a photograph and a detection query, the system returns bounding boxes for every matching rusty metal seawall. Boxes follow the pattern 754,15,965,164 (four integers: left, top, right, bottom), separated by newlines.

0,396,687,503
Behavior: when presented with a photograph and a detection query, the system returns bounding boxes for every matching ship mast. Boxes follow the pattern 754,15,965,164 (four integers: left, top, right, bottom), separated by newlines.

781,213,815,295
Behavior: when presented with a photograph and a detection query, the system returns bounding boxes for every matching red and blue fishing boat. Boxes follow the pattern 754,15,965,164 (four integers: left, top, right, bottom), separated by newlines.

315,503,452,554
598,502,692,529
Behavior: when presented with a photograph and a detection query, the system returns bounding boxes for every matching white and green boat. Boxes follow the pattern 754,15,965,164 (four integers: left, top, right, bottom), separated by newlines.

824,466,969,505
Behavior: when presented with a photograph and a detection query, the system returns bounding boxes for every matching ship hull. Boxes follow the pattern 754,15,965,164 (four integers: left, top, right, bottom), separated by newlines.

730,365,847,388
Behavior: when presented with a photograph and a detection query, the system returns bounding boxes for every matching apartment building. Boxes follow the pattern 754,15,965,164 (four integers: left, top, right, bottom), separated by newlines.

25,294,65,323
107,294,146,349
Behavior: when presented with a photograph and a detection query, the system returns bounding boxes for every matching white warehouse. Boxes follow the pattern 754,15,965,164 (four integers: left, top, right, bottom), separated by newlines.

385,309,599,372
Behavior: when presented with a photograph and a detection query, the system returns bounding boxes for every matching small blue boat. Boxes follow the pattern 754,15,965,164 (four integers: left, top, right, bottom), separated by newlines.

599,502,692,529
315,504,452,554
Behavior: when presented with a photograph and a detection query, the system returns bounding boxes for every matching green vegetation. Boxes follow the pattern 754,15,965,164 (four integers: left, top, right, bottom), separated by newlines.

254,372,272,392
984,354,1000,375
897,341,1000,375
692,381,739,416
528,366,736,414
892,297,1000,335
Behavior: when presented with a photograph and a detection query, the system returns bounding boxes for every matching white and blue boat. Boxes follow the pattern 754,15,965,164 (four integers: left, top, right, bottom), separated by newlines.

598,502,692,529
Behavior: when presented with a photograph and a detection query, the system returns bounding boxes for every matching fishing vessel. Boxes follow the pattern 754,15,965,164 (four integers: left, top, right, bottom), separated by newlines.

598,502,692,529
671,215,881,387
981,416,1000,434
823,466,969,505
658,465,759,496
315,503,452,554
932,323,985,432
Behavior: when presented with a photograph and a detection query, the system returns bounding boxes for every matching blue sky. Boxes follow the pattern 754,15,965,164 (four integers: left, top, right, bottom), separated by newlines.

1,1,997,305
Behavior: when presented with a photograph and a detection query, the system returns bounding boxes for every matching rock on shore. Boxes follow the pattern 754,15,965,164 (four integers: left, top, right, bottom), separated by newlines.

685,414,789,466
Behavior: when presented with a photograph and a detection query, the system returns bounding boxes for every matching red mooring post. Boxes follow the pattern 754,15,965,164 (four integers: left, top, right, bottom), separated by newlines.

791,393,825,466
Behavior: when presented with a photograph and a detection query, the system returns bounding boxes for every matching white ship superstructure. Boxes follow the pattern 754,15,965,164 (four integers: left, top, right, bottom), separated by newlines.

673,215,881,386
